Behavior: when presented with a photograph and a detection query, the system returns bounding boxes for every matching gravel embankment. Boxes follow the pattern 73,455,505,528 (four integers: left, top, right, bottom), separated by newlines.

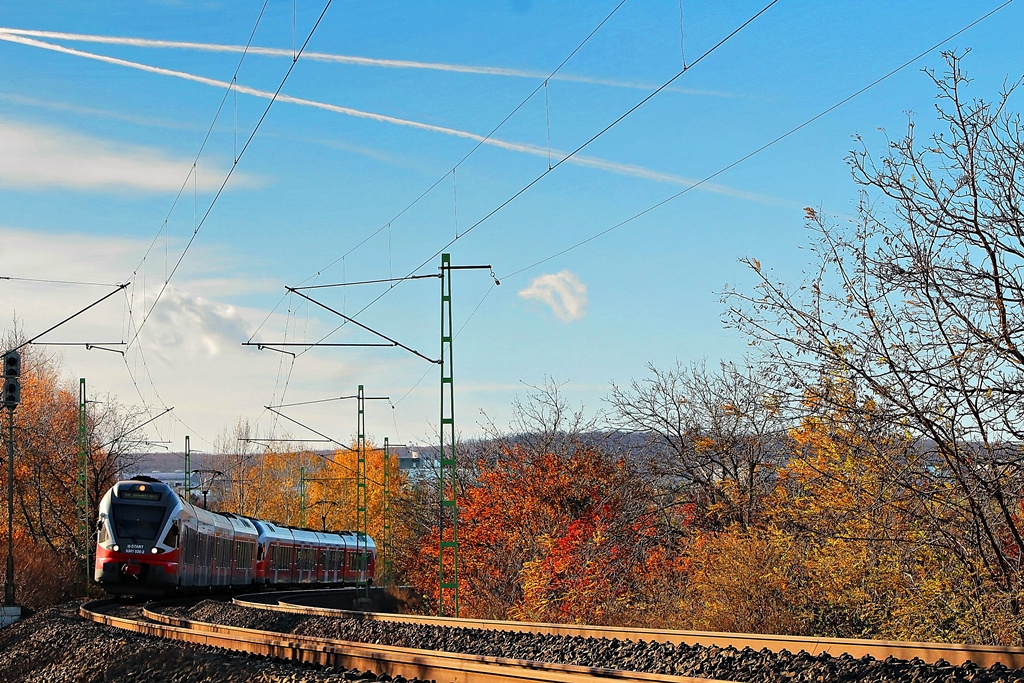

0,600,425,682
174,600,1024,683
4,598,1024,683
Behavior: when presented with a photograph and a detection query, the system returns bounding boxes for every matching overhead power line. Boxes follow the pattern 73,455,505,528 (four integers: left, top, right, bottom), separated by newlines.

280,0,779,360
126,0,334,351
291,0,632,292
501,0,1016,281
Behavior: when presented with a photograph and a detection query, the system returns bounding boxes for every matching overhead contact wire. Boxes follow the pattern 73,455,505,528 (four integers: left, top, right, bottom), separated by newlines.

291,1,778,359
503,0,1015,280
128,0,334,351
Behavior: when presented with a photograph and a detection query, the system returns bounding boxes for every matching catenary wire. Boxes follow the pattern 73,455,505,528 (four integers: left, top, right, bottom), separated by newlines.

127,0,334,351
131,0,272,277
290,0,631,291
289,0,778,359
500,0,1015,281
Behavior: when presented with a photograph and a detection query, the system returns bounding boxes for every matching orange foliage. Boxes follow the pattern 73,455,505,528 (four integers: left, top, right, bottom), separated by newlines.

409,445,683,624
216,441,409,583
0,531,78,611
0,345,132,605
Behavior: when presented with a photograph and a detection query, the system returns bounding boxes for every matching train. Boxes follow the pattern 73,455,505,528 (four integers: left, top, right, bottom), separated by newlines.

94,477,376,597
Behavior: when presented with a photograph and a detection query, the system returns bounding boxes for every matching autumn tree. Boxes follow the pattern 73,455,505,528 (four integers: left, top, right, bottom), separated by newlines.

608,359,789,530
770,381,922,637
726,53,1024,641
1,335,149,606
407,382,682,624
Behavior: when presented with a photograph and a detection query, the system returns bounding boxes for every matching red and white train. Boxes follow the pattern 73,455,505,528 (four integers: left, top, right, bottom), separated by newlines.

94,477,376,596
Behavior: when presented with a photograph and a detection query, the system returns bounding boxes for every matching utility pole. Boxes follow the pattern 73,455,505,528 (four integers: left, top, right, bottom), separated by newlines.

4,407,13,607
299,466,307,527
184,436,191,503
383,436,392,587
273,253,497,616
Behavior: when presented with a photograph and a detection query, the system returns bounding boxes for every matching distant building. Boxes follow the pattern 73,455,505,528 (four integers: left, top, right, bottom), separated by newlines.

399,451,434,480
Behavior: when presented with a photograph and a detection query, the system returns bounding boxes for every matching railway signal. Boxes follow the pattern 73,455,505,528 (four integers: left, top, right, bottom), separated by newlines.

1,379,19,409
3,351,20,379
3,349,20,607
2,351,20,409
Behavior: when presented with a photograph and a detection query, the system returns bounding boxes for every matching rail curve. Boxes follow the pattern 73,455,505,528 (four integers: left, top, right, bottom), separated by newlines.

236,588,1024,670
80,597,724,683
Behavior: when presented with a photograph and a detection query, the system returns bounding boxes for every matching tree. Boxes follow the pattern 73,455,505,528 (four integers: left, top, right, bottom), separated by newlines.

211,418,265,516
0,333,150,605
408,381,681,623
772,381,920,638
608,360,789,530
725,52,1024,640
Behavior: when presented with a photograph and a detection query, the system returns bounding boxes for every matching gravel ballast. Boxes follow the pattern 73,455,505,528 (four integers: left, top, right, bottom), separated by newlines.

0,600,426,682
4,598,1024,682
172,600,1024,683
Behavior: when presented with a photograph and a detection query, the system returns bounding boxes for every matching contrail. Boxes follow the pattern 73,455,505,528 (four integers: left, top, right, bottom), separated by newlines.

0,32,781,204
0,27,741,98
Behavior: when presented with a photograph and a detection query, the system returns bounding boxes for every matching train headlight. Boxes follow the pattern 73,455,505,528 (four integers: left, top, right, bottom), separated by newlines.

111,545,119,552
150,548,159,554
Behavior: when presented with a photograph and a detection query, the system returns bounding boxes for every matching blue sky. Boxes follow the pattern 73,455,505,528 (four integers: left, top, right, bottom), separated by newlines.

1,1,1022,451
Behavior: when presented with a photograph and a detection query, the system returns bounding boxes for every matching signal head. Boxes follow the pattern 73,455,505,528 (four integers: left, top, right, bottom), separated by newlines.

2,351,20,379
2,378,20,408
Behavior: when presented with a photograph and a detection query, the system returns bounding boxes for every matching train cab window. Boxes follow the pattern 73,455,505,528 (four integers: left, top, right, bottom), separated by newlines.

111,503,166,542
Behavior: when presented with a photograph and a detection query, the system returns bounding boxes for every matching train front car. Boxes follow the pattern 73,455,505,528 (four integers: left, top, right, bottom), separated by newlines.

94,479,183,596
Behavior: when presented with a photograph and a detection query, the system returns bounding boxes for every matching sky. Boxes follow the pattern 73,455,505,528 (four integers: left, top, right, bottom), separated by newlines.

2,0,1023,453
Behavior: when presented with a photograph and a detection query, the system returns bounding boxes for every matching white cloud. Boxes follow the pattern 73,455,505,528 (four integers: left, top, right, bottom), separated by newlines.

0,119,255,193
0,226,409,448
137,285,251,360
518,270,588,322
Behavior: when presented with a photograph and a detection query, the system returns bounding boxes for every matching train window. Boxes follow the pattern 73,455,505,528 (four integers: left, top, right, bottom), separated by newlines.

96,519,109,545
111,503,166,542
347,552,366,571
256,543,265,562
162,521,180,548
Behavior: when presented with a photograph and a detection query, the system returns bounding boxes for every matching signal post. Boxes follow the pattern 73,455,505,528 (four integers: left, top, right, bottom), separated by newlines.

2,350,21,625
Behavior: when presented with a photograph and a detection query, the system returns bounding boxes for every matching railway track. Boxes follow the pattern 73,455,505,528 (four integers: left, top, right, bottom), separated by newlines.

79,591,1024,683
238,588,1024,669
80,596,723,683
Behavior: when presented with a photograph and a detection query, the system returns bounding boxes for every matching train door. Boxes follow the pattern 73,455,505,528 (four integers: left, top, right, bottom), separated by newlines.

180,525,194,587
198,533,211,586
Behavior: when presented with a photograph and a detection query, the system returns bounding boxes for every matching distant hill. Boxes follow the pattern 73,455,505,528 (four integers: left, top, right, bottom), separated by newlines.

123,445,429,478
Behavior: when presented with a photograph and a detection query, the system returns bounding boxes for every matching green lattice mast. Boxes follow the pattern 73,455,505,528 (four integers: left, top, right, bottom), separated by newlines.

184,435,192,503
439,253,459,616
383,436,392,586
299,466,307,527
356,384,368,591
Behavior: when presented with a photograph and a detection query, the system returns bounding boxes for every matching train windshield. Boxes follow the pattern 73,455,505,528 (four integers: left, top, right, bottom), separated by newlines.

111,503,166,542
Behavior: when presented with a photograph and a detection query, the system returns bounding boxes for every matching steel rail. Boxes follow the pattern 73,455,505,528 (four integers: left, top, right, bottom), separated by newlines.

234,589,1024,670
79,599,724,683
